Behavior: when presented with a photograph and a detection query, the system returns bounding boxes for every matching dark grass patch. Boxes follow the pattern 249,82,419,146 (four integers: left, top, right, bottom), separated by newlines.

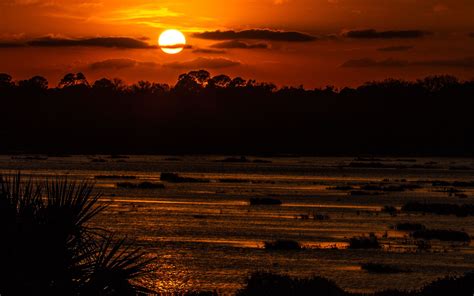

90,158,107,163
349,190,382,196
164,157,183,161
263,239,302,250
219,178,251,183
249,197,282,206
395,222,426,231
252,159,272,164
236,272,345,296
216,156,249,163
160,172,208,183
117,181,165,189
108,154,129,159
95,175,137,180
382,205,397,215
361,263,404,274
327,185,354,191
411,229,471,242
348,233,381,249
401,202,474,217
11,155,48,161
313,213,330,220
235,271,474,296
415,240,432,251
432,180,474,187
361,184,420,192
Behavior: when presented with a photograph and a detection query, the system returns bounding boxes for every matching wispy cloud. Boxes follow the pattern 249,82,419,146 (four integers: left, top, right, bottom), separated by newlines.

0,36,157,49
342,57,474,68
377,45,414,52
89,59,158,70
344,29,431,39
163,57,241,69
193,29,317,42
192,48,227,54
210,40,268,49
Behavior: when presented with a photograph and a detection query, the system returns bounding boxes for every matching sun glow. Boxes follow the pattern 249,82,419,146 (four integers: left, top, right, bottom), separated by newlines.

158,29,186,54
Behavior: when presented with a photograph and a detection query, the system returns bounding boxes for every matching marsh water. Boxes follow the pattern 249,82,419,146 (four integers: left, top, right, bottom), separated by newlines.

1,155,473,294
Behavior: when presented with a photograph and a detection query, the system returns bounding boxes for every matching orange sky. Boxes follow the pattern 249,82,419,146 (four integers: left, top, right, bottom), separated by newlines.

1,0,474,87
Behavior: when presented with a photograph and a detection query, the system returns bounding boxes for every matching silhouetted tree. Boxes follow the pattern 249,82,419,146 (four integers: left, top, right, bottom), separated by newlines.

0,73,14,89
130,80,152,94
229,77,246,88
208,74,231,88
174,71,210,93
92,78,116,91
418,75,459,92
59,73,90,88
18,76,48,91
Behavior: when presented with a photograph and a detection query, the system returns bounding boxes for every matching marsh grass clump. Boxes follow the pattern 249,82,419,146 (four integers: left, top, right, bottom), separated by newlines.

219,178,251,183
236,271,474,296
95,175,137,180
382,205,397,215
415,240,432,251
361,263,404,274
349,190,372,196
236,272,345,296
160,172,207,183
411,229,471,242
313,213,330,220
264,239,302,250
0,173,154,296
396,222,426,231
117,181,165,189
216,156,249,163
249,197,282,206
401,202,474,217
348,233,381,249
327,185,354,191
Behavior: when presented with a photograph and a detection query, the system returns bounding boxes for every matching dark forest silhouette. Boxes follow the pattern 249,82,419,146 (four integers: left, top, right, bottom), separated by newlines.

0,71,473,155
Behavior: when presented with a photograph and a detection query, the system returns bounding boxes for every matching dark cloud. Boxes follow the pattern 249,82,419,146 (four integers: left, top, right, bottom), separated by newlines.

413,57,474,68
469,33,474,38
89,59,158,70
163,57,240,69
345,29,430,39
210,40,268,49
0,42,25,48
27,37,156,49
192,48,227,54
341,58,409,68
342,57,474,68
377,45,414,52
193,29,317,42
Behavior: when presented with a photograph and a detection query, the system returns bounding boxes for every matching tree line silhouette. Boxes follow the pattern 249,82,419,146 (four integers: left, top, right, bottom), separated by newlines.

0,71,473,155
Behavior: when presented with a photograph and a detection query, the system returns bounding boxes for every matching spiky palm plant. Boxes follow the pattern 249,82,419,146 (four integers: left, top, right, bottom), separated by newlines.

0,173,154,296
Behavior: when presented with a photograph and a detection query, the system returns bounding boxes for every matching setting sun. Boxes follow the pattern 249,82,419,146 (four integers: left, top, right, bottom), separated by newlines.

158,29,186,54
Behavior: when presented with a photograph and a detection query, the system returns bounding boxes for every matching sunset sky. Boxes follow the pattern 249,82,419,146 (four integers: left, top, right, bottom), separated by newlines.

1,0,474,87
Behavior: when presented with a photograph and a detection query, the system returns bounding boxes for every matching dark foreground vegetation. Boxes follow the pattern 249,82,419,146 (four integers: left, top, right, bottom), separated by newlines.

348,233,381,249
411,229,471,242
1,72,474,155
249,197,282,206
0,174,153,296
401,202,474,217
264,239,302,250
236,271,474,296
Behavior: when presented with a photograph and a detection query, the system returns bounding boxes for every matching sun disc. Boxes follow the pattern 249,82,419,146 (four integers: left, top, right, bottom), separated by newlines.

159,29,186,54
